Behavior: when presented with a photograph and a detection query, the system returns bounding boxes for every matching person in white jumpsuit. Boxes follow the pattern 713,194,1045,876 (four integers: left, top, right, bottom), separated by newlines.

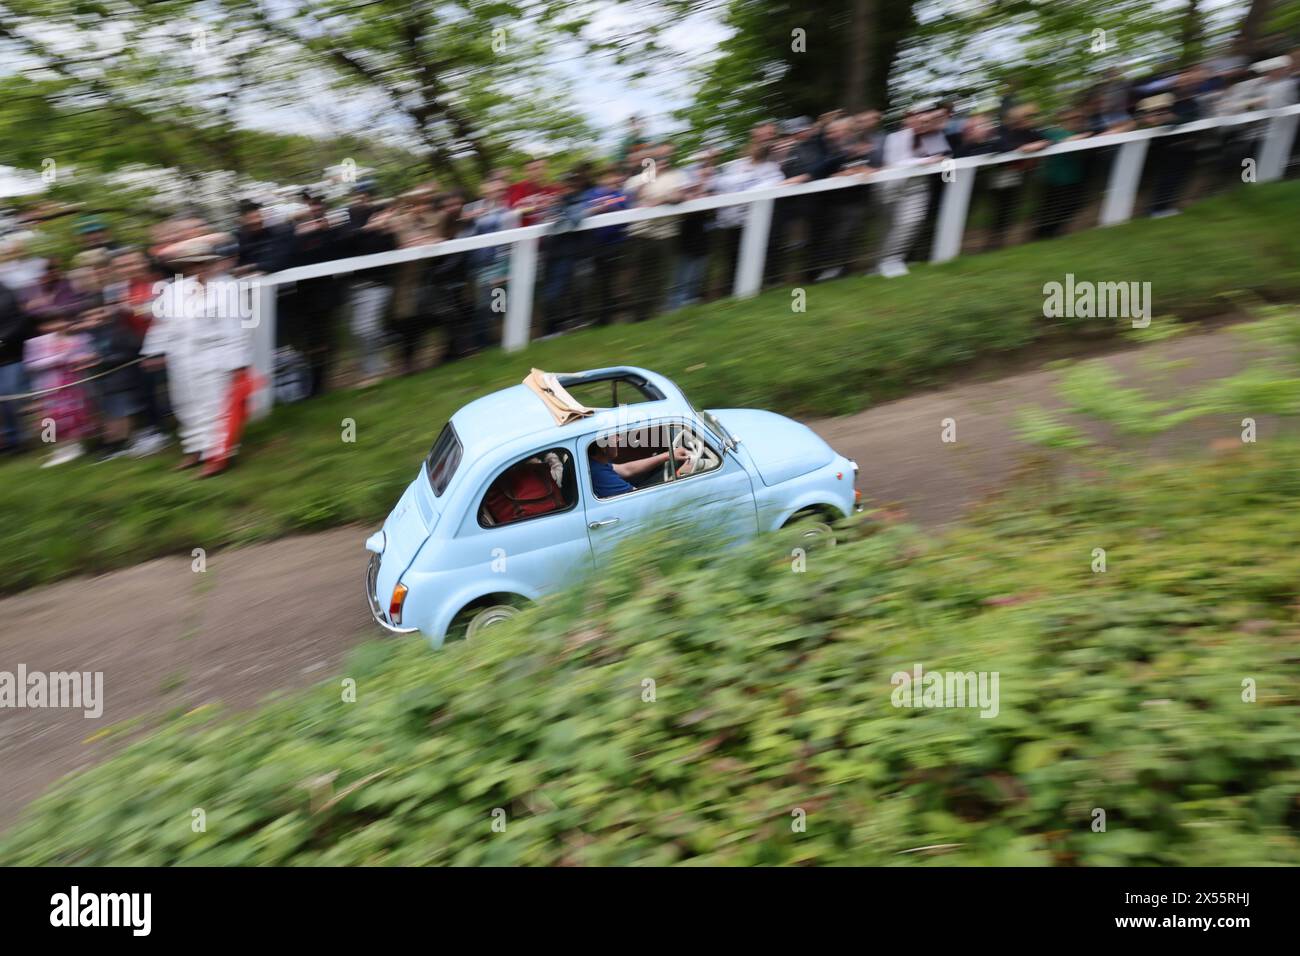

143,235,251,471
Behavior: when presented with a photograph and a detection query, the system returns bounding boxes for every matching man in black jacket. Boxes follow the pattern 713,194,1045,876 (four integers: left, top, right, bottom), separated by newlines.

769,117,820,284
286,191,346,395
0,279,32,453
235,200,293,275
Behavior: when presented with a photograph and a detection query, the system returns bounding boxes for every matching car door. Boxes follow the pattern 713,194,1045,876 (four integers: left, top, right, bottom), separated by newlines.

456,440,594,597
581,419,758,563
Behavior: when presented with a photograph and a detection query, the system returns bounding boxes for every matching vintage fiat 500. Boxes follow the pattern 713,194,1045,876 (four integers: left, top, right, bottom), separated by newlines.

365,366,860,645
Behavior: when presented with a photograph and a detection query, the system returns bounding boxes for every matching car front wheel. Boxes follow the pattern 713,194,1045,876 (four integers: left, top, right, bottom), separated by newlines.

780,510,838,550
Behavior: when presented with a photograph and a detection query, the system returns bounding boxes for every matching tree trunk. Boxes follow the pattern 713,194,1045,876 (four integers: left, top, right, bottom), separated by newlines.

1179,0,1203,66
1235,0,1274,58
867,0,915,111
845,0,874,112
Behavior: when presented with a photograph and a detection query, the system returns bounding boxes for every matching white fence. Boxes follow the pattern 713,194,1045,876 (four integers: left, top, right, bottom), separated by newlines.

248,102,1300,417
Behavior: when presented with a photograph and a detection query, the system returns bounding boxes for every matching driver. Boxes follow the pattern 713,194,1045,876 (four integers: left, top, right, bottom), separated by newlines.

589,431,688,498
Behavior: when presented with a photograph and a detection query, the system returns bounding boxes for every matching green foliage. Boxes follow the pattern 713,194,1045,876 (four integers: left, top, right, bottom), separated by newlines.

676,0,918,150
1123,314,1189,344
0,0,602,188
4,181,1300,592
1014,405,1091,451
1018,307,1300,452
0,77,415,195
680,0,1282,149
3,439,1298,865
902,0,1192,110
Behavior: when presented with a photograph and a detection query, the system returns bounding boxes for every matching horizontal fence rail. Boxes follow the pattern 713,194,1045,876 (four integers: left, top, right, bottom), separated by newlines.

248,103,1300,417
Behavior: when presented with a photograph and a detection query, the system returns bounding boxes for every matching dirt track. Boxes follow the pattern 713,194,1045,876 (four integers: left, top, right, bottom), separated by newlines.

0,325,1271,832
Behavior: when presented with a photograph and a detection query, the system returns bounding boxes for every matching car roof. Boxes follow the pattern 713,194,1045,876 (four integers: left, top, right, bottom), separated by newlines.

448,366,691,461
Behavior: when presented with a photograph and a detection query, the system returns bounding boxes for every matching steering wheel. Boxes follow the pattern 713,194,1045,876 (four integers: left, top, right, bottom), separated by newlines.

672,429,705,478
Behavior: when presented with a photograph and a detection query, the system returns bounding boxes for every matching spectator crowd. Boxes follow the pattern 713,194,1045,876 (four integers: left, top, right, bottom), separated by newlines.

0,49,1296,471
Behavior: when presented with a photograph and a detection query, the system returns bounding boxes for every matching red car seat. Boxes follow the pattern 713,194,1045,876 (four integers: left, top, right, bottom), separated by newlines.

483,460,566,524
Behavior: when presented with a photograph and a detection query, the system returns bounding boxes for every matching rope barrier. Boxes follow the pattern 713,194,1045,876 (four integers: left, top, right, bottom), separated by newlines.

0,356,146,401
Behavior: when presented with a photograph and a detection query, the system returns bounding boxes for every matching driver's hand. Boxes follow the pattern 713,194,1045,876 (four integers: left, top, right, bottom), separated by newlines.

670,447,690,463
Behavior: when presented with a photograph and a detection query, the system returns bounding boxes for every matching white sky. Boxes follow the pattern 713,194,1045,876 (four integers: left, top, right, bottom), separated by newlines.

235,4,732,150
565,6,731,139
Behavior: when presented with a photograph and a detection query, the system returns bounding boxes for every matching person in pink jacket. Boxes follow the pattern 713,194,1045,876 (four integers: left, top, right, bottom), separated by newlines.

23,308,96,467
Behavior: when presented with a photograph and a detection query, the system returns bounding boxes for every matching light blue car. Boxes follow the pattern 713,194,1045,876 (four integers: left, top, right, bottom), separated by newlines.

365,366,860,645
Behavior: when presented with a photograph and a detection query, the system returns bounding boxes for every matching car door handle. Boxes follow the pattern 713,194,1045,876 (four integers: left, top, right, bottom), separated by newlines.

588,518,620,529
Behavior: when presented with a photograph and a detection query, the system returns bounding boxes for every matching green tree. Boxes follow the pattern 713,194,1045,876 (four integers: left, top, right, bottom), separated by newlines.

676,0,919,150
0,0,616,190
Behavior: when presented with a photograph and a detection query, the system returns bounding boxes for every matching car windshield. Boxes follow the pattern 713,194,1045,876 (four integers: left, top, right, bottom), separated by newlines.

425,423,462,496
689,401,735,450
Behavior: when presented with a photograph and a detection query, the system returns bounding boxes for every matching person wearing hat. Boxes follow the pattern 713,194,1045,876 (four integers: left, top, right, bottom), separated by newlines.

142,233,253,475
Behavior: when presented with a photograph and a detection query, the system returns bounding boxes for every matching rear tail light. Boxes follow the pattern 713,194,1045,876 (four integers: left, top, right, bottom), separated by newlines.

389,583,409,625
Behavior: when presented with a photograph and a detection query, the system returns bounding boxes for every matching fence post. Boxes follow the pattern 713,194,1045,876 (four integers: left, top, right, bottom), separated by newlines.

733,198,773,298
249,279,276,420
1099,138,1150,225
503,235,538,352
931,166,974,263
1258,113,1299,182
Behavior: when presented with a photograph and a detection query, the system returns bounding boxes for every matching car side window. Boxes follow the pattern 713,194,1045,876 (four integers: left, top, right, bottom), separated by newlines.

586,420,723,500
478,448,577,528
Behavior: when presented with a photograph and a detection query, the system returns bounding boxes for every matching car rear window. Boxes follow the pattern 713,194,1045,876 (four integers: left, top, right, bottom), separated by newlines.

425,423,462,497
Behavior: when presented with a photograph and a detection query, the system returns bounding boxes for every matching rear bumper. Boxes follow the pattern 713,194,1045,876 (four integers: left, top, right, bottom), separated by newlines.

366,553,419,635
850,457,864,512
